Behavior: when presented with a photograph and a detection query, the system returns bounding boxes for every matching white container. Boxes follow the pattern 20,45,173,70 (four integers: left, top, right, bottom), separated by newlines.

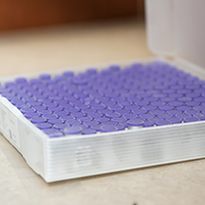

0,0,205,182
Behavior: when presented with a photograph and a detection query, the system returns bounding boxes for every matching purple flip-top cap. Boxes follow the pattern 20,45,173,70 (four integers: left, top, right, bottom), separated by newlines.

43,113,58,120
168,101,184,107
62,71,74,78
183,116,199,123
39,74,51,80
101,121,118,126
84,120,99,128
185,101,200,107
185,109,199,115
95,117,110,123
64,126,82,135
100,125,118,133
168,117,182,124
54,110,69,117
176,106,190,111
15,77,27,84
108,65,120,72
30,116,47,124
87,112,103,118
66,119,81,126
37,109,53,115
131,108,147,115
123,113,138,120
77,116,93,123
139,113,154,120
47,118,64,125
127,118,144,127
105,112,121,118
36,123,52,129
159,105,174,111
155,120,172,126
71,112,86,118
143,121,154,127
20,107,36,114
43,129,63,138
158,113,173,120
82,128,97,135
86,68,98,75
53,123,68,130
149,109,165,116
176,113,191,119
111,117,127,123
24,112,41,119
194,113,205,120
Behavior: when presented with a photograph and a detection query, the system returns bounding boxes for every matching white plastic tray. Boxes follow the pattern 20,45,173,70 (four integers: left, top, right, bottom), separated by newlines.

0,57,205,182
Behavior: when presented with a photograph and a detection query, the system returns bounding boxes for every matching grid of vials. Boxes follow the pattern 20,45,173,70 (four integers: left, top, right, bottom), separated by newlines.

1,61,205,138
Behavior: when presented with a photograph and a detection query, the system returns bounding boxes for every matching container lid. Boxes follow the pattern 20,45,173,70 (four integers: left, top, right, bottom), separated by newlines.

145,0,205,68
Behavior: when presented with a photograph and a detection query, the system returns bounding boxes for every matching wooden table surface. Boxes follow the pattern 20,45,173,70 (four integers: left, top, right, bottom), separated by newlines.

0,18,205,205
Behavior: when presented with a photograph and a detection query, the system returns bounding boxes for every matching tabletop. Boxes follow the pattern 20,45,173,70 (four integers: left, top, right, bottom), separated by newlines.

0,18,205,205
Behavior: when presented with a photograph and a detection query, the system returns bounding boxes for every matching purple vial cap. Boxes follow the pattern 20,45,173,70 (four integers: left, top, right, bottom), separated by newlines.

82,129,97,135
66,119,81,126
127,118,144,126
143,121,154,127
15,77,27,84
95,117,110,123
47,118,64,125
71,112,86,118
105,112,121,118
158,113,173,120
39,74,51,80
54,123,68,130
20,107,36,114
43,129,63,138
43,114,58,120
64,126,82,135
159,105,174,111
62,71,74,78
37,109,53,115
155,120,172,126
100,125,118,133
83,121,99,127
30,116,47,124
116,123,127,131
183,116,199,123
168,117,182,124
36,123,52,129
24,112,41,119
194,113,205,120
111,117,127,123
